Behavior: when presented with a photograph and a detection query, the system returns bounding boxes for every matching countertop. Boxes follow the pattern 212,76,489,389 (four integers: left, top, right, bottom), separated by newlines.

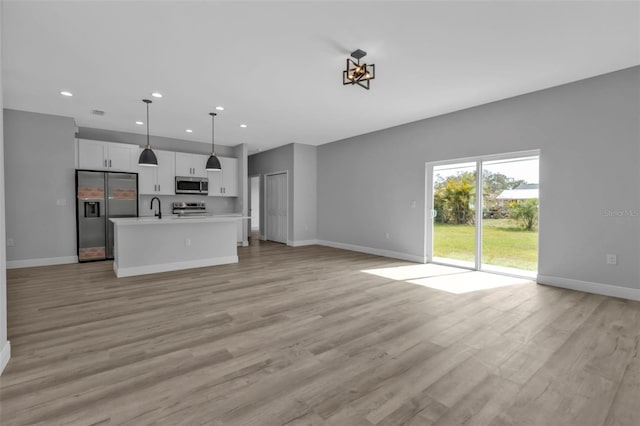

111,215,249,226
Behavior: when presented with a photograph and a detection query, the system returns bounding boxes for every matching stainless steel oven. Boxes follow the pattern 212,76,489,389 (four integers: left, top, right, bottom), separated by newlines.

175,176,208,194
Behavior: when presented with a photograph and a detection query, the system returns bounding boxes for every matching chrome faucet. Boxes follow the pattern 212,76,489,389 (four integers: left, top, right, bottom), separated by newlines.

150,197,162,219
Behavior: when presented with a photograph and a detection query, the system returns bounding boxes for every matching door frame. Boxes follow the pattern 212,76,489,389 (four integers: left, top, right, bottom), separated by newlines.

248,174,261,238
264,170,289,244
425,149,540,274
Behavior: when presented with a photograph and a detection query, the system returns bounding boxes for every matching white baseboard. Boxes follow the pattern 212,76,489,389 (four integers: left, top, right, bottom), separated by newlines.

0,341,11,376
537,275,640,301
6,256,78,269
316,240,425,263
114,256,238,278
289,239,319,247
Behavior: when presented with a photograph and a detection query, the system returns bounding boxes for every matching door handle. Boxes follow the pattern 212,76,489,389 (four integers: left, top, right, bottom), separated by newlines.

104,159,107,167
109,159,112,168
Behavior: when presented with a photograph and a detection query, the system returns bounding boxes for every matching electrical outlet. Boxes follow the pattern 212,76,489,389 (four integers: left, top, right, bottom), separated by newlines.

6,238,14,247
56,198,67,206
606,254,617,265
410,200,417,208
385,232,390,240
185,238,191,247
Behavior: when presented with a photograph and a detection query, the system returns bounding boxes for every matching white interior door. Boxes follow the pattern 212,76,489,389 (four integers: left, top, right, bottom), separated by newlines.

266,172,287,244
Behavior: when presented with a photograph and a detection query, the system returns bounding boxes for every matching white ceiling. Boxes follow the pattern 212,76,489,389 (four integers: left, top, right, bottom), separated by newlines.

2,1,639,153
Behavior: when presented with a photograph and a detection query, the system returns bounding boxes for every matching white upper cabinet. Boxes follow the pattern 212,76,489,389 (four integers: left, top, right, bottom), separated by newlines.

108,144,136,171
221,157,238,196
137,149,175,195
208,156,238,197
77,139,138,172
175,153,208,178
77,139,238,197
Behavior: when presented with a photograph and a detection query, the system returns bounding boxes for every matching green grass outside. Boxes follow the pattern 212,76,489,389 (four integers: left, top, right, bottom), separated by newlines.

433,219,538,271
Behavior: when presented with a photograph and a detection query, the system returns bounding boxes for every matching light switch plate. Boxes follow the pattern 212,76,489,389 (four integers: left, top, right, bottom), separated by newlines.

606,254,617,265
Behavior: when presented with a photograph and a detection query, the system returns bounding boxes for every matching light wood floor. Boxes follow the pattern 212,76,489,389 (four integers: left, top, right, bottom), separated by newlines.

1,242,639,425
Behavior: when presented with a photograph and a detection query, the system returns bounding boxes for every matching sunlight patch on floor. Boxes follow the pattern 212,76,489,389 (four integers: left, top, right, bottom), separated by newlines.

362,264,533,294
361,263,466,281
408,271,532,294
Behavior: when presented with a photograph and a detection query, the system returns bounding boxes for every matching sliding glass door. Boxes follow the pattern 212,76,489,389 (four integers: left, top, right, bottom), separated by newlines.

481,156,539,276
432,162,477,269
427,152,539,277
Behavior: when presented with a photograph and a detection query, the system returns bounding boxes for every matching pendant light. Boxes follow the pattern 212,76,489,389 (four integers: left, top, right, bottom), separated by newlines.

205,112,222,171
138,99,158,166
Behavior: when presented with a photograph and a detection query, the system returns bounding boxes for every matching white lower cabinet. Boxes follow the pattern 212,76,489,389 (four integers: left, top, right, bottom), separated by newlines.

237,219,245,244
137,149,175,195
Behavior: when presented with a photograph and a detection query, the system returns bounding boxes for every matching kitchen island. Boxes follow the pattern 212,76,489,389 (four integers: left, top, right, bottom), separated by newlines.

110,216,245,278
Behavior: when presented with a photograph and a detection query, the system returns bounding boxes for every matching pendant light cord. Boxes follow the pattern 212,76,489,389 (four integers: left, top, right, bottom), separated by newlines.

146,102,150,148
211,112,216,155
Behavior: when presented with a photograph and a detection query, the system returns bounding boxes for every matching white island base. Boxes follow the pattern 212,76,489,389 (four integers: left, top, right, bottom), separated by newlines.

110,216,242,278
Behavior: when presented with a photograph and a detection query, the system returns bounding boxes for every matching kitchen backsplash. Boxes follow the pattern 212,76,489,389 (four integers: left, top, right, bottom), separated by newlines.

139,194,237,217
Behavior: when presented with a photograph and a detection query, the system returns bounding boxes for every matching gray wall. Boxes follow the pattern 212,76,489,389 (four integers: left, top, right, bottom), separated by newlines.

318,66,640,291
248,143,317,243
0,0,9,373
248,144,294,240
293,144,317,242
4,109,77,263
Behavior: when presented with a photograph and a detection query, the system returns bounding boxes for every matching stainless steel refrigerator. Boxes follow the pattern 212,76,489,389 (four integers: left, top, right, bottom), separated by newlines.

76,170,138,262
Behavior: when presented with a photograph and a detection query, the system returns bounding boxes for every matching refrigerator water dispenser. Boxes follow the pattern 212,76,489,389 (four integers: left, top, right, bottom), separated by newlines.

84,201,100,218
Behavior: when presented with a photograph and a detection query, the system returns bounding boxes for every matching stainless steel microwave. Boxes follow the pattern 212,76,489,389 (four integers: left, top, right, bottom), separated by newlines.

175,176,208,194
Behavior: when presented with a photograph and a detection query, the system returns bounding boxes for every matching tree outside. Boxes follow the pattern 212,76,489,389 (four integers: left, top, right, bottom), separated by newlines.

432,167,538,271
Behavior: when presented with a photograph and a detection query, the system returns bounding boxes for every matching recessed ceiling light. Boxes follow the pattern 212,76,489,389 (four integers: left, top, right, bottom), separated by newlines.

240,124,247,128
136,121,144,125
151,92,163,98
215,106,224,111
185,129,193,133
60,91,73,97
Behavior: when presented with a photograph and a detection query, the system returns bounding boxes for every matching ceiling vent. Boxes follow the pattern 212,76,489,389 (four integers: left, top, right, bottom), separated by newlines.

90,109,105,116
